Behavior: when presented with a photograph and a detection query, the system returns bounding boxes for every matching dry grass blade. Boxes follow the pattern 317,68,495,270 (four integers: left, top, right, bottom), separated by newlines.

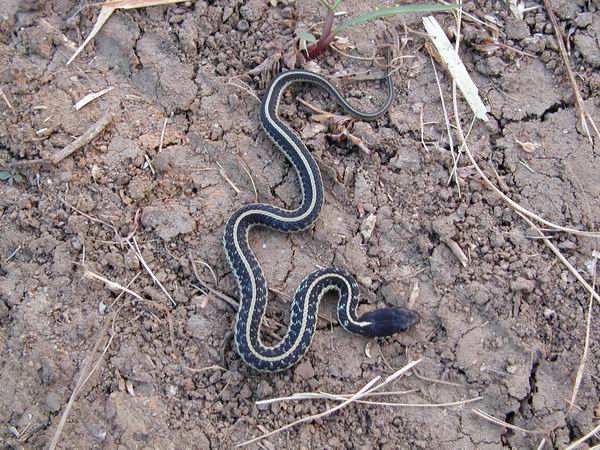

74,87,114,110
471,408,542,435
238,360,421,447
49,318,112,450
542,0,599,144
516,212,600,305
67,6,114,65
216,161,241,194
428,51,459,196
423,15,489,122
102,0,185,7
68,1,187,65
128,237,176,306
51,266,173,450
567,276,595,415
564,422,600,450
461,142,600,238
237,376,381,447
256,389,420,406
285,392,483,408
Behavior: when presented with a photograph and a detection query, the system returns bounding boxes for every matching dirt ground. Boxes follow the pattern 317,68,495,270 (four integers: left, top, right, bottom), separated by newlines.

1,0,599,448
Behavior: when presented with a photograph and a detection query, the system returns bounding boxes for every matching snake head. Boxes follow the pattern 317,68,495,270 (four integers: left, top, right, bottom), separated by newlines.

359,307,419,337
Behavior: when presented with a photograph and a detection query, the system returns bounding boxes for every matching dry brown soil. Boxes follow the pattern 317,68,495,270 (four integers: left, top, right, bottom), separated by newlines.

1,0,600,448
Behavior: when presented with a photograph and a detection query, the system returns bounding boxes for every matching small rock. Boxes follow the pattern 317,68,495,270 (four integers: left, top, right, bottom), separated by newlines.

301,122,326,140
186,314,210,340
390,149,422,173
432,216,457,240
543,307,556,320
236,19,249,31
256,380,273,398
476,56,508,77
557,240,576,250
222,6,233,22
505,17,530,40
352,122,378,149
0,299,9,319
45,391,63,412
141,204,195,240
124,248,140,270
511,277,535,293
574,12,593,28
489,230,505,248
239,384,253,399
240,0,266,22
165,385,178,397
360,214,377,241
574,34,600,68
294,360,314,380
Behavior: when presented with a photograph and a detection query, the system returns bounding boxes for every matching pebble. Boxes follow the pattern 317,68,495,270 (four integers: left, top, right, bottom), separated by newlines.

240,0,266,22
360,214,377,241
236,19,249,32
45,391,63,412
510,277,535,293
294,360,314,380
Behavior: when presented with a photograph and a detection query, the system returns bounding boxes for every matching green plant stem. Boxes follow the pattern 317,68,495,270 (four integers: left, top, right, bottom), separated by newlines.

305,3,460,59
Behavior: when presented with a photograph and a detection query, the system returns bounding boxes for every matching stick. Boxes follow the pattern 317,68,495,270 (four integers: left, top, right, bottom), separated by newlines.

52,111,113,164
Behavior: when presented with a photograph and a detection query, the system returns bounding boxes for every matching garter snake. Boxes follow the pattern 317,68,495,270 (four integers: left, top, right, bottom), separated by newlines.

223,53,419,372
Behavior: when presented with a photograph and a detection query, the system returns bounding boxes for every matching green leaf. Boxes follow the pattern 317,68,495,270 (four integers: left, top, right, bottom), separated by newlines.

317,0,336,12
331,0,343,10
334,3,460,34
0,171,12,181
297,31,317,44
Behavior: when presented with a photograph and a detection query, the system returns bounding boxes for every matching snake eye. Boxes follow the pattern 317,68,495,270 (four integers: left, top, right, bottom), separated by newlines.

359,307,419,337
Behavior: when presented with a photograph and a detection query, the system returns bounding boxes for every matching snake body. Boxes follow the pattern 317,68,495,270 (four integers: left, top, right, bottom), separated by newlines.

223,65,418,372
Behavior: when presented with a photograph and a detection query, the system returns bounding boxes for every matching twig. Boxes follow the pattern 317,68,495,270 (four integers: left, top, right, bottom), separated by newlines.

239,377,379,447
259,390,481,408
51,111,113,164
192,257,219,286
189,253,239,310
158,114,170,154
0,88,16,116
256,389,419,406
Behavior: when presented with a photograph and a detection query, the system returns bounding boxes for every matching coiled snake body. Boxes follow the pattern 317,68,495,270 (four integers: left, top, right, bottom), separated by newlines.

223,65,418,372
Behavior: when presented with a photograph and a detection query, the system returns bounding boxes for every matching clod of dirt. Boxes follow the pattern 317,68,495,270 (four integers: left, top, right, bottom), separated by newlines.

141,204,196,240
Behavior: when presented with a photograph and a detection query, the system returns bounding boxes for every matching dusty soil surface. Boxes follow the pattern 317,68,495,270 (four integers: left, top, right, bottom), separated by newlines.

1,0,599,448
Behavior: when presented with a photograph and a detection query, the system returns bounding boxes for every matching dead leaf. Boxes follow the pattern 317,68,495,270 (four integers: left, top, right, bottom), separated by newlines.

282,46,298,70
